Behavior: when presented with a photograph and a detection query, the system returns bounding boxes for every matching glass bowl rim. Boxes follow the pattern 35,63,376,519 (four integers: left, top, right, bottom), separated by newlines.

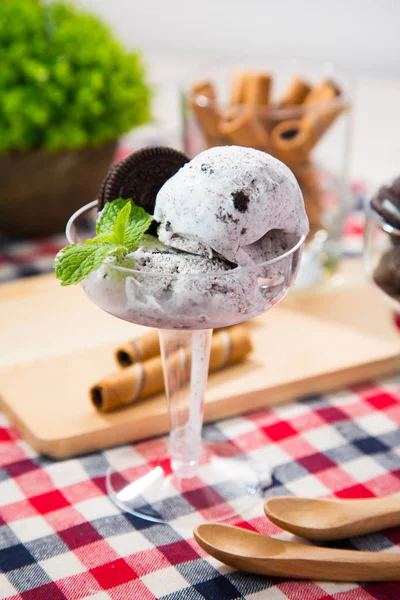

66,200,306,279
365,199,400,237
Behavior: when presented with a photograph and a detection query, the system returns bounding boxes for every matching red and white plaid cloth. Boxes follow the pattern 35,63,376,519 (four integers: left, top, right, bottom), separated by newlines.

1,380,400,599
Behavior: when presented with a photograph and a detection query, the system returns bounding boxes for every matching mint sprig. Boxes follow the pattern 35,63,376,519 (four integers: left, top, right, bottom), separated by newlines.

124,204,153,248
113,201,132,245
54,198,153,286
96,198,152,245
54,243,119,287
96,198,130,234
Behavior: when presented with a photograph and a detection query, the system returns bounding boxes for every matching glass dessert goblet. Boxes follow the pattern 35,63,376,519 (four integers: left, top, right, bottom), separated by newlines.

67,201,305,524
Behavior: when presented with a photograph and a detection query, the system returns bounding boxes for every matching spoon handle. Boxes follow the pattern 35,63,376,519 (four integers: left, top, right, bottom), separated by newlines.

352,497,400,536
357,495,400,516
210,546,400,581
280,544,400,581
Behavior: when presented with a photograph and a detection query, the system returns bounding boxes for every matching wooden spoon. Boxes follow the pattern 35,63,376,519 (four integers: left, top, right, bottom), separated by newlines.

264,496,400,541
194,523,400,581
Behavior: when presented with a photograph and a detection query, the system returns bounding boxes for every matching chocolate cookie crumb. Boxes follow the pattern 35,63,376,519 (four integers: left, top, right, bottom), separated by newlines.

232,190,250,213
201,163,214,174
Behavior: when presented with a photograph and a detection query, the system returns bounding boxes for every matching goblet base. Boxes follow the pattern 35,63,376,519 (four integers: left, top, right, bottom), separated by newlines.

106,446,269,525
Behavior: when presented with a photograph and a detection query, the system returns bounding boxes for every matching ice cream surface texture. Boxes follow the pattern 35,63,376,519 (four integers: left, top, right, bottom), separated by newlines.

155,146,309,266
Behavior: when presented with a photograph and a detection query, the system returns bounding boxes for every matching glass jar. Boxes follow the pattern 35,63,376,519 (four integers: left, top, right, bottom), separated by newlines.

181,61,353,289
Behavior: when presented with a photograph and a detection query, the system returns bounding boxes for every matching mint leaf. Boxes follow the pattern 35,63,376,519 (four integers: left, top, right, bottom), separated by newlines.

86,232,116,245
96,198,152,249
96,198,130,234
125,204,153,248
55,198,153,286
113,201,131,245
54,243,116,286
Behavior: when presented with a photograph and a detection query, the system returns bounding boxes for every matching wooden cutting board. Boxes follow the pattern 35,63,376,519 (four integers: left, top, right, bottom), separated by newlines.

1,261,399,459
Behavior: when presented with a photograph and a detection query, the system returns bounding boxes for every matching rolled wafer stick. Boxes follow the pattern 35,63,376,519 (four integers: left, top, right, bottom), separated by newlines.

302,187,324,233
219,108,269,149
116,331,160,367
269,119,311,165
116,328,228,367
270,106,346,165
91,352,182,413
292,162,324,233
230,71,247,105
243,72,272,107
270,78,346,165
230,72,272,132
243,72,272,132
302,79,346,141
208,326,252,371
91,325,253,413
292,161,320,188
306,101,345,144
190,80,225,148
303,79,341,106
230,71,272,107
279,76,312,106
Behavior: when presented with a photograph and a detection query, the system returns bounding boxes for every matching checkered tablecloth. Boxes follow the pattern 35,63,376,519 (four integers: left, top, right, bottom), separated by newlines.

1,381,400,600
1,176,400,599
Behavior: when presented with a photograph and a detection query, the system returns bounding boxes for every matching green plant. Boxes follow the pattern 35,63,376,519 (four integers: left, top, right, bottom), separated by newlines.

0,0,151,153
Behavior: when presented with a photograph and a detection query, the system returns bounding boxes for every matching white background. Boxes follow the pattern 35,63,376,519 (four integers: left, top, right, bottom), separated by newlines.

73,0,400,187
77,0,399,77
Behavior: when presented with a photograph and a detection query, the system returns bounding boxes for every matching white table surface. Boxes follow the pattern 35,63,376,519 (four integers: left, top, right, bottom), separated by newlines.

126,52,400,191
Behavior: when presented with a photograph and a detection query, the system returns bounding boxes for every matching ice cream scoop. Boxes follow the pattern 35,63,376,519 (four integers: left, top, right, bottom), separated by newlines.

154,146,309,266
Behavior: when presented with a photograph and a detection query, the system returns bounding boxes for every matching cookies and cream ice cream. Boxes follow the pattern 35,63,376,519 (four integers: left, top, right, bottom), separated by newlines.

56,145,308,328
155,146,308,266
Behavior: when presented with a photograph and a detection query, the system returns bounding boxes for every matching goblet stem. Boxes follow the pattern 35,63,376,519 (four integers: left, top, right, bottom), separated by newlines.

158,328,213,479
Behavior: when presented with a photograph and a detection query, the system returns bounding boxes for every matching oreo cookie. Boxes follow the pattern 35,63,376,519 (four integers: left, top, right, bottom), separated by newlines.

98,147,189,213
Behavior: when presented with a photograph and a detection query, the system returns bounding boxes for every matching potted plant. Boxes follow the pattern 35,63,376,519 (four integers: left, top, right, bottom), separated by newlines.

0,0,151,237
